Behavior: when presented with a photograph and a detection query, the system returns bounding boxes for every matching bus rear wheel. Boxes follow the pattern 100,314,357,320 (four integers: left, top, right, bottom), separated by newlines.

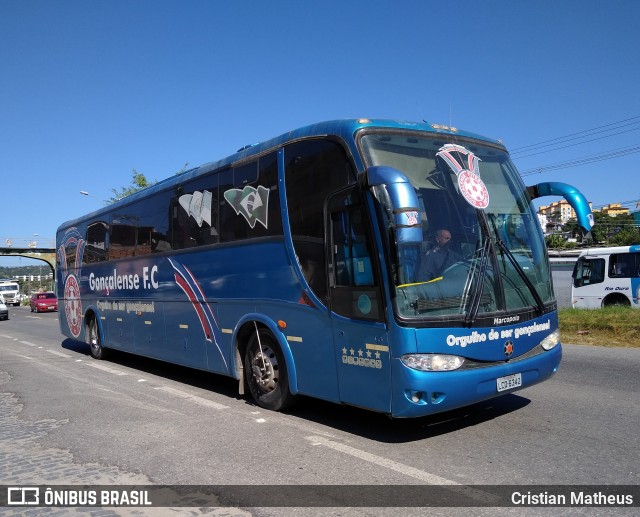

602,294,631,307
244,328,295,411
87,317,108,360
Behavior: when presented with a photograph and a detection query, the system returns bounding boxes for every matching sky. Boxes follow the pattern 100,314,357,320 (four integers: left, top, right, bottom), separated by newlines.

2,0,639,266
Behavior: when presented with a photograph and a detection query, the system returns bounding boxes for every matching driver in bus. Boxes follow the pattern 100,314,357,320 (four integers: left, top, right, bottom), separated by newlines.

418,228,462,281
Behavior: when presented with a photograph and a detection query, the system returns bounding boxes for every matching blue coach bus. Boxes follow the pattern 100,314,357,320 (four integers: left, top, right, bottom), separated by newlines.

57,119,594,418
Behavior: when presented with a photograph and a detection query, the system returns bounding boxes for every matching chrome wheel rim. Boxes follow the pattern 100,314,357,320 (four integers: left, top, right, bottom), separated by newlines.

250,343,279,393
89,323,100,355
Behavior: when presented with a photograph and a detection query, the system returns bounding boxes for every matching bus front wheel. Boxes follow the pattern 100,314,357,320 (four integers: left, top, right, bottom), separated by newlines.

87,317,108,360
244,328,295,411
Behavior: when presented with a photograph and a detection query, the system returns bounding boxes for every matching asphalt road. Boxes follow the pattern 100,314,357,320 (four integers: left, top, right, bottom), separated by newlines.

0,306,638,516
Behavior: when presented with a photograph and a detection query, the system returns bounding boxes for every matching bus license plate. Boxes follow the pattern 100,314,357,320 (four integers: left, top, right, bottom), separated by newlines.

496,373,522,392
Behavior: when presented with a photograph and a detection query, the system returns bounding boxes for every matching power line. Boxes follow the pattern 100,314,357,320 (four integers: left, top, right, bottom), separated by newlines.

511,126,640,159
510,115,640,155
519,144,640,176
590,199,640,210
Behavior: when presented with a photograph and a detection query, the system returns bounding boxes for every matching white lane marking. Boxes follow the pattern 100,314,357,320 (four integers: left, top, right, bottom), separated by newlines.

19,341,38,347
306,435,456,485
305,435,498,504
1,334,15,339
46,349,72,358
85,362,128,376
154,386,228,410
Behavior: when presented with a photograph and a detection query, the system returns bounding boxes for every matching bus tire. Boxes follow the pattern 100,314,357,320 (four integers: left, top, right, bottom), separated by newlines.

602,294,630,307
244,328,295,411
87,317,109,360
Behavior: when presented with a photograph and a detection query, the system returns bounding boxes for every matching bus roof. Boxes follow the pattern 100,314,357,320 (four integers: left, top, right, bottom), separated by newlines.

578,245,640,257
58,119,505,231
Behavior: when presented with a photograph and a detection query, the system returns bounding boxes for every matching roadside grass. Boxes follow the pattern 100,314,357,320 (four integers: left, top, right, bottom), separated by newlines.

559,306,640,348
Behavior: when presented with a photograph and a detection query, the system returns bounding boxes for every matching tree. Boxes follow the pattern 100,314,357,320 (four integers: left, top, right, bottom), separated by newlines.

106,163,190,204
561,211,639,245
107,169,156,204
545,233,567,249
609,227,640,246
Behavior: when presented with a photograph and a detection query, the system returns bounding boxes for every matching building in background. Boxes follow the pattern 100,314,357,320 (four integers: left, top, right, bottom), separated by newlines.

599,203,630,217
537,199,594,234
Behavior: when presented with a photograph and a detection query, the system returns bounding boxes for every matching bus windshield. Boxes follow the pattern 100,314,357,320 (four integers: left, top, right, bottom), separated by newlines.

360,131,552,323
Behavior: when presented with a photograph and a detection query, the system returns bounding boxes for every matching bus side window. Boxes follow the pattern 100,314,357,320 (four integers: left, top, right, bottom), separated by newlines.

109,221,136,259
172,175,220,248
64,241,78,270
332,208,374,287
609,253,635,278
85,222,109,263
284,139,356,304
218,152,281,243
574,258,605,287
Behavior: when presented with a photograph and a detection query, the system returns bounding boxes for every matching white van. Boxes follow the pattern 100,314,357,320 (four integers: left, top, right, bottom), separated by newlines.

571,245,640,308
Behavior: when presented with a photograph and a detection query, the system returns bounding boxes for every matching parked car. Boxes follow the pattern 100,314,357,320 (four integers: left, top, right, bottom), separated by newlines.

30,292,58,313
0,298,8,320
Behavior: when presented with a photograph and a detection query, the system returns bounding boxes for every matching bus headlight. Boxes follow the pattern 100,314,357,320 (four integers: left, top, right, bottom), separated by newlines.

540,329,561,351
401,354,465,372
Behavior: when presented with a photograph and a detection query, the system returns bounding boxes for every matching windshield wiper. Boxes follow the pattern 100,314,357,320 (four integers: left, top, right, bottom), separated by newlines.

463,229,492,326
488,215,545,315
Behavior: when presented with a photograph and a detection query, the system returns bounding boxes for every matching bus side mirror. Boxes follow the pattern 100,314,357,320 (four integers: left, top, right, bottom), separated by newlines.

527,182,595,234
362,166,422,245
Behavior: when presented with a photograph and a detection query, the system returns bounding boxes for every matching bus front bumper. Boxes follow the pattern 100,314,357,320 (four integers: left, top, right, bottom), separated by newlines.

390,344,562,418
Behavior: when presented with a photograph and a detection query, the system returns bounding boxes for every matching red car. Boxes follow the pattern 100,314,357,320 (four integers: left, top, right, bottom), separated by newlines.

30,292,58,313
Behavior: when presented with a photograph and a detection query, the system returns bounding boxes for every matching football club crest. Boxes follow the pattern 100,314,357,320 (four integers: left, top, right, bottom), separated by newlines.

178,190,212,227
223,185,269,229
436,144,490,209
405,211,419,226
64,274,83,338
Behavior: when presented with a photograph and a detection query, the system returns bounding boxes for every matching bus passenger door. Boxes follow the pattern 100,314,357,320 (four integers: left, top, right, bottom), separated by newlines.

327,188,391,413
